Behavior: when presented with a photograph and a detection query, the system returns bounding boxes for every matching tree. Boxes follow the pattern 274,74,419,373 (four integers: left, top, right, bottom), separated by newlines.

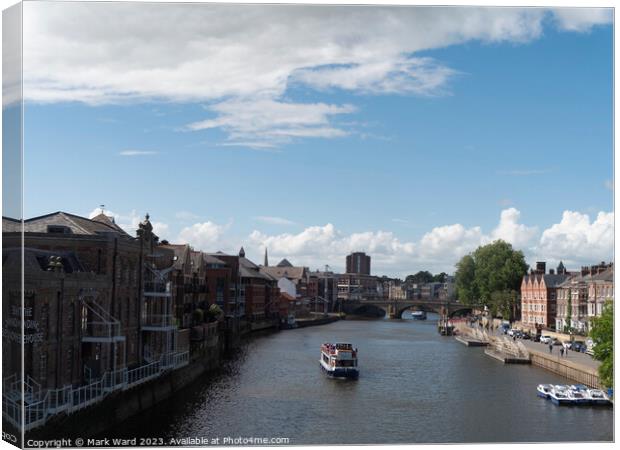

454,240,528,319
405,271,434,284
433,272,448,283
455,254,477,304
589,300,613,388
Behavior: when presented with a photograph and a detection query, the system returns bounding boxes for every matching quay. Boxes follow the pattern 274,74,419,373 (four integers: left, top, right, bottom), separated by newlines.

455,336,488,347
453,322,606,389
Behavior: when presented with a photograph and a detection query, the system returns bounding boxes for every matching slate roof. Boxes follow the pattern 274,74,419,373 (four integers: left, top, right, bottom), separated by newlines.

2,217,21,232
276,258,293,267
260,266,307,282
160,244,190,270
4,247,86,273
524,273,572,288
15,211,130,236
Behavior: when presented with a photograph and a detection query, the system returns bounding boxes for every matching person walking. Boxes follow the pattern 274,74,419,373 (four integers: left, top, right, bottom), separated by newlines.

548,343,553,354
560,347,564,357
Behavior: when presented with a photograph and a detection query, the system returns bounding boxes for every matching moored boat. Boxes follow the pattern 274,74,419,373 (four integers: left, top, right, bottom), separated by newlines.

549,385,573,405
320,342,359,379
536,384,553,399
587,388,612,406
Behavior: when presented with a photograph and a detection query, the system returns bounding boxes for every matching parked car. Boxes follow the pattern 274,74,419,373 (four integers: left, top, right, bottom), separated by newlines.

520,333,531,340
508,329,519,337
571,341,587,353
540,335,553,344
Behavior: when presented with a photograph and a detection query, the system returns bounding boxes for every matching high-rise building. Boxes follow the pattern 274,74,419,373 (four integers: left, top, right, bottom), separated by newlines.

346,252,371,275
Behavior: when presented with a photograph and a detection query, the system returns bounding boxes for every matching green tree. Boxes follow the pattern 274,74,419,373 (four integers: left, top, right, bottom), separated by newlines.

589,300,613,388
455,254,477,304
405,271,434,284
433,272,448,283
454,240,528,319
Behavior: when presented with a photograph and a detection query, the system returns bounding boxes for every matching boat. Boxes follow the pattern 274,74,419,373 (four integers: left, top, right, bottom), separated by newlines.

587,388,612,406
411,310,427,320
548,385,573,405
536,384,553,399
567,388,590,405
319,342,359,379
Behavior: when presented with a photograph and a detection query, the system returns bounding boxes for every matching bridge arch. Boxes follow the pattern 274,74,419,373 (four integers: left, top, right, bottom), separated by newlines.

350,303,387,318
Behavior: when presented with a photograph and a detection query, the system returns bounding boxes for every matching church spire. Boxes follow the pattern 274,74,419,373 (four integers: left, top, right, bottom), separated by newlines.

264,247,269,267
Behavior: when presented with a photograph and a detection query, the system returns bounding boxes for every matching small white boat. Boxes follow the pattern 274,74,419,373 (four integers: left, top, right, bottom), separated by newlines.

320,342,359,379
549,385,573,405
567,388,590,405
411,310,427,320
587,388,612,406
536,384,553,399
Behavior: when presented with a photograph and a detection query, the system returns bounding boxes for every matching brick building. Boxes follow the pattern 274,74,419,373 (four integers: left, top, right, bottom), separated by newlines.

2,211,179,391
556,262,613,333
521,261,571,329
346,252,371,275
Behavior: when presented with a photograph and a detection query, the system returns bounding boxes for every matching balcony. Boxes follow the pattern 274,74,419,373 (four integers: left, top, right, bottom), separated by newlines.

144,281,171,297
141,313,176,331
81,295,125,343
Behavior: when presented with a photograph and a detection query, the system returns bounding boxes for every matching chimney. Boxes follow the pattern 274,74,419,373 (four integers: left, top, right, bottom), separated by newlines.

536,262,546,274
549,269,555,275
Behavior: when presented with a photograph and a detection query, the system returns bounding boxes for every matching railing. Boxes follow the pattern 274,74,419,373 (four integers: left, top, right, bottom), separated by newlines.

144,282,170,295
2,350,190,431
82,322,124,342
141,314,174,328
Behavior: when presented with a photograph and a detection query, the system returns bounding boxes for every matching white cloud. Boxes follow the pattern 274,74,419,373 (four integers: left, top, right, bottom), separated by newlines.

551,8,613,32
245,208,613,276
254,216,297,226
119,150,159,156
177,221,229,251
87,207,169,239
185,99,355,147
489,208,538,249
20,4,608,146
537,211,614,265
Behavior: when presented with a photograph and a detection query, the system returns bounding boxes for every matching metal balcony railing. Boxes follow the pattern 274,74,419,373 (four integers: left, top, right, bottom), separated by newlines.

141,314,175,329
2,350,190,431
144,281,171,295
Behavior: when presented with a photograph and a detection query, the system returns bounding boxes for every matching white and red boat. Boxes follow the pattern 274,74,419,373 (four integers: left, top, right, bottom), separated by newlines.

319,342,359,379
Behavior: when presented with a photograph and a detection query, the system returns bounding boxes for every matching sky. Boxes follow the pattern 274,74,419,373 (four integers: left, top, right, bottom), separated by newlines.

7,2,614,277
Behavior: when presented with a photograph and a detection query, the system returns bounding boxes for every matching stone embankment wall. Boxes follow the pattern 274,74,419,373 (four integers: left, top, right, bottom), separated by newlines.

529,349,602,389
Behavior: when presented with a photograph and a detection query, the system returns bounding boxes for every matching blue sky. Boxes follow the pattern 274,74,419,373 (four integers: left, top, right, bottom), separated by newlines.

14,4,614,276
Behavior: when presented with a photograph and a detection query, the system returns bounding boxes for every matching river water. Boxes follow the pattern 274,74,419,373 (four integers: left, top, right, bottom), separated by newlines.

108,314,613,444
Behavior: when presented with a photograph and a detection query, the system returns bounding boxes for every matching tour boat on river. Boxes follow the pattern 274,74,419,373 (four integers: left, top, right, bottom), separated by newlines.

320,343,359,379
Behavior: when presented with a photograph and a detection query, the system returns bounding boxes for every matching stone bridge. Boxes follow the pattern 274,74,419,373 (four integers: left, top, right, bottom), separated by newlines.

346,299,471,319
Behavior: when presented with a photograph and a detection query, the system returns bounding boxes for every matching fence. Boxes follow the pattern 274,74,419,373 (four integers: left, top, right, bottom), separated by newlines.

2,351,189,431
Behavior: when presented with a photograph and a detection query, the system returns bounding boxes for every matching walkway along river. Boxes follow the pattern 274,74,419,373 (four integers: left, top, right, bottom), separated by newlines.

106,313,613,444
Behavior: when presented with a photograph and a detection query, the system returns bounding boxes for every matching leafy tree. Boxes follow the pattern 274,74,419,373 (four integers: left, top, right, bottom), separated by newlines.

455,240,528,319
433,272,448,283
405,271,434,284
206,303,223,321
455,254,477,304
589,300,613,388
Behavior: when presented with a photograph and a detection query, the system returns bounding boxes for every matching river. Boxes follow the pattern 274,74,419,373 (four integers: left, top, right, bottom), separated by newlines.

107,314,613,444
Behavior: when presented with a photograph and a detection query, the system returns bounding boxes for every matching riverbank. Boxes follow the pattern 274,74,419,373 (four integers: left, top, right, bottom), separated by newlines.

454,322,605,388
294,313,341,328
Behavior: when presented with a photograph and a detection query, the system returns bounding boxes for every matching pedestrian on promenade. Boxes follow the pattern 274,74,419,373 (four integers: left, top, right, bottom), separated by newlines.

548,343,553,353
560,347,564,357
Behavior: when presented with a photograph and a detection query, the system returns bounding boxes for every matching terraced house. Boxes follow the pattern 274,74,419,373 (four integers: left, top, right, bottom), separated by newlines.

556,262,613,334
520,261,571,329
